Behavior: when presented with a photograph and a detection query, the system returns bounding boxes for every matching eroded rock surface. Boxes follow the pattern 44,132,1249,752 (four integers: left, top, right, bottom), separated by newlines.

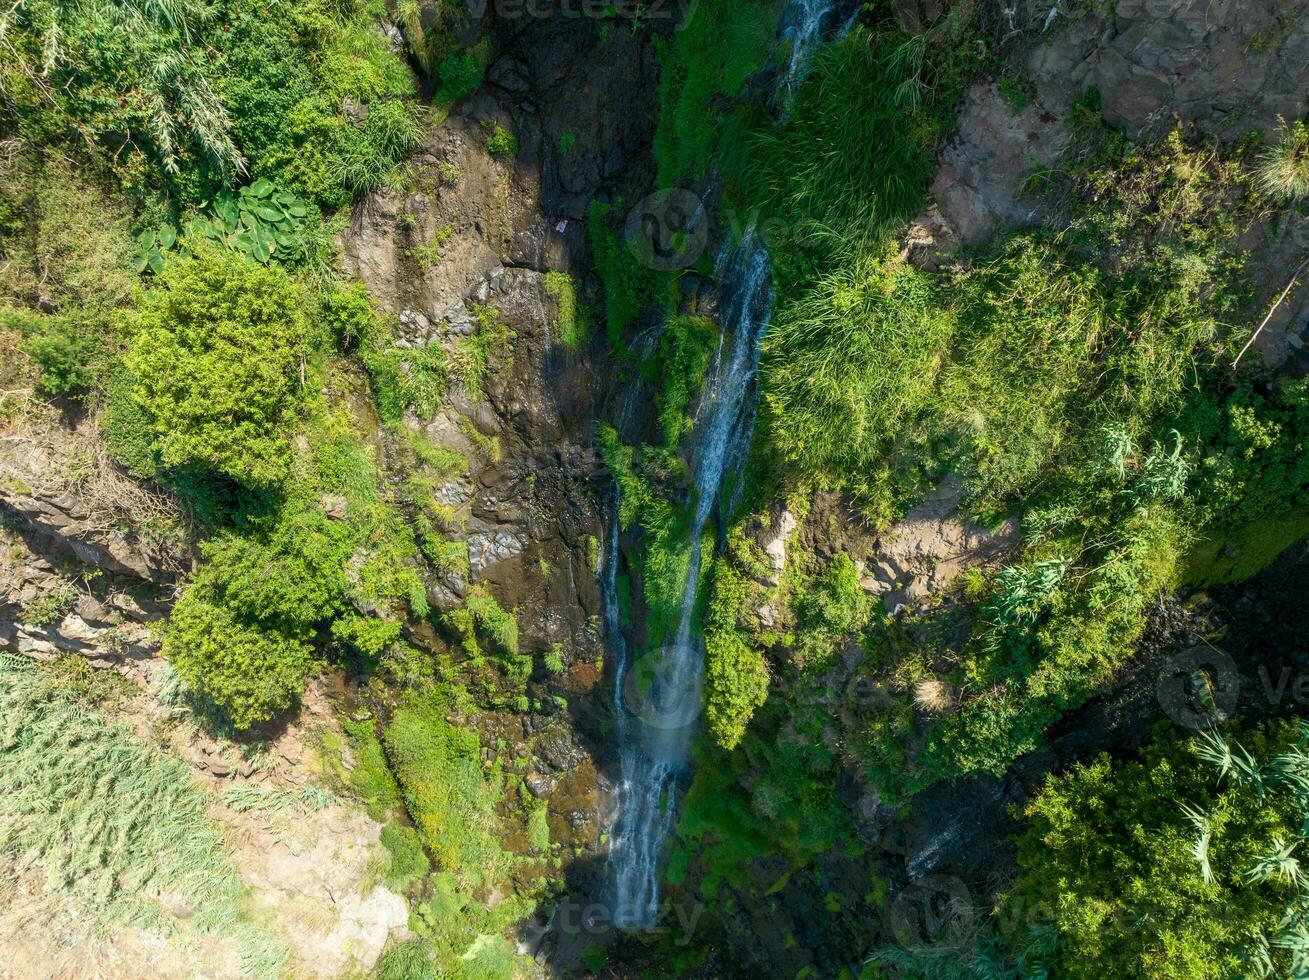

1029,0,1309,139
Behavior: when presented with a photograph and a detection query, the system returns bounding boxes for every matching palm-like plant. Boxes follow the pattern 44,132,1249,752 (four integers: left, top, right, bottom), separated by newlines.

1245,837,1302,887
0,0,245,178
1196,728,1266,798
1180,801,1216,886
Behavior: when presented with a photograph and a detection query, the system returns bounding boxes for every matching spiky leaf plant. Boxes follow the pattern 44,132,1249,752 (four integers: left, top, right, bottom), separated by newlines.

1256,121,1309,203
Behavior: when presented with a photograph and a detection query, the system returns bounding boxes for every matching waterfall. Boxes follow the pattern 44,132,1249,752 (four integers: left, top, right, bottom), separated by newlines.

602,0,852,931
605,237,773,928
779,0,859,95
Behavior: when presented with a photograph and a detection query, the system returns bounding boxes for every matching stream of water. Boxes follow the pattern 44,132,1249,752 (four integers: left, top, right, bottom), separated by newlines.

602,0,851,929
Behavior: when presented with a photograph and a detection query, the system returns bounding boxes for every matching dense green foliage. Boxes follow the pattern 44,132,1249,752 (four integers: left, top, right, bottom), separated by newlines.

0,0,419,206
384,693,506,887
703,555,769,751
164,592,315,729
124,250,312,486
1004,724,1309,979
586,200,676,343
652,0,784,186
644,314,717,448
544,271,591,349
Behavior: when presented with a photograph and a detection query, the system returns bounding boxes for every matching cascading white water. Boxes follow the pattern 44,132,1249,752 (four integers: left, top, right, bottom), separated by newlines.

606,237,773,928
779,0,858,94
602,0,853,930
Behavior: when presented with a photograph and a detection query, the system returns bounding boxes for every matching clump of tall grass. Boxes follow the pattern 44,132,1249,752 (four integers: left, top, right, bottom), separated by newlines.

741,29,941,282
0,655,287,976
1256,120,1309,202
224,783,334,815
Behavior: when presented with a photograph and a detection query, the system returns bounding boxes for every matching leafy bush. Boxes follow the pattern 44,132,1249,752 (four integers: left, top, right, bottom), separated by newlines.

332,100,423,198
652,0,784,185
452,304,513,399
790,552,874,670
124,250,311,486
586,200,674,343
163,591,315,729
598,424,695,651
378,821,431,890
760,256,950,519
0,0,244,190
1007,723,1309,979
445,585,519,660
12,311,102,397
184,180,318,266
484,123,516,159
195,495,352,634
645,314,717,448
743,30,945,283
435,50,483,107
703,559,768,750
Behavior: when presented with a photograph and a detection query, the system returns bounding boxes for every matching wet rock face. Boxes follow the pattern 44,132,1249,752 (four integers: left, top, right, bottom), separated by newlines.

1028,0,1309,139
337,4,665,668
487,4,662,218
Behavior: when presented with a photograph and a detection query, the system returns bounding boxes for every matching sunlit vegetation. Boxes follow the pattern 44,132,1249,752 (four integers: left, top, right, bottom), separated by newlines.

0,656,287,974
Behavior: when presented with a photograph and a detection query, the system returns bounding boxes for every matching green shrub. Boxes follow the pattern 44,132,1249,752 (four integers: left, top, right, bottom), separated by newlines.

341,715,404,820
332,613,403,659
164,591,315,729
790,552,874,671
526,805,550,853
586,200,674,343
598,424,695,651
1007,724,1308,979
484,123,516,159
374,939,439,980
183,179,322,268
333,100,423,197
12,311,103,397
452,304,513,399
743,30,943,283
652,0,784,185
703,560,769,750
544,270,590,349
124,250,311,487
445,586,519,660
0,0,243,191
706,612,764,748
319,282,376,349
435,50,483,107
378,821,431,890
645,314,717,448
383,692,508,889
